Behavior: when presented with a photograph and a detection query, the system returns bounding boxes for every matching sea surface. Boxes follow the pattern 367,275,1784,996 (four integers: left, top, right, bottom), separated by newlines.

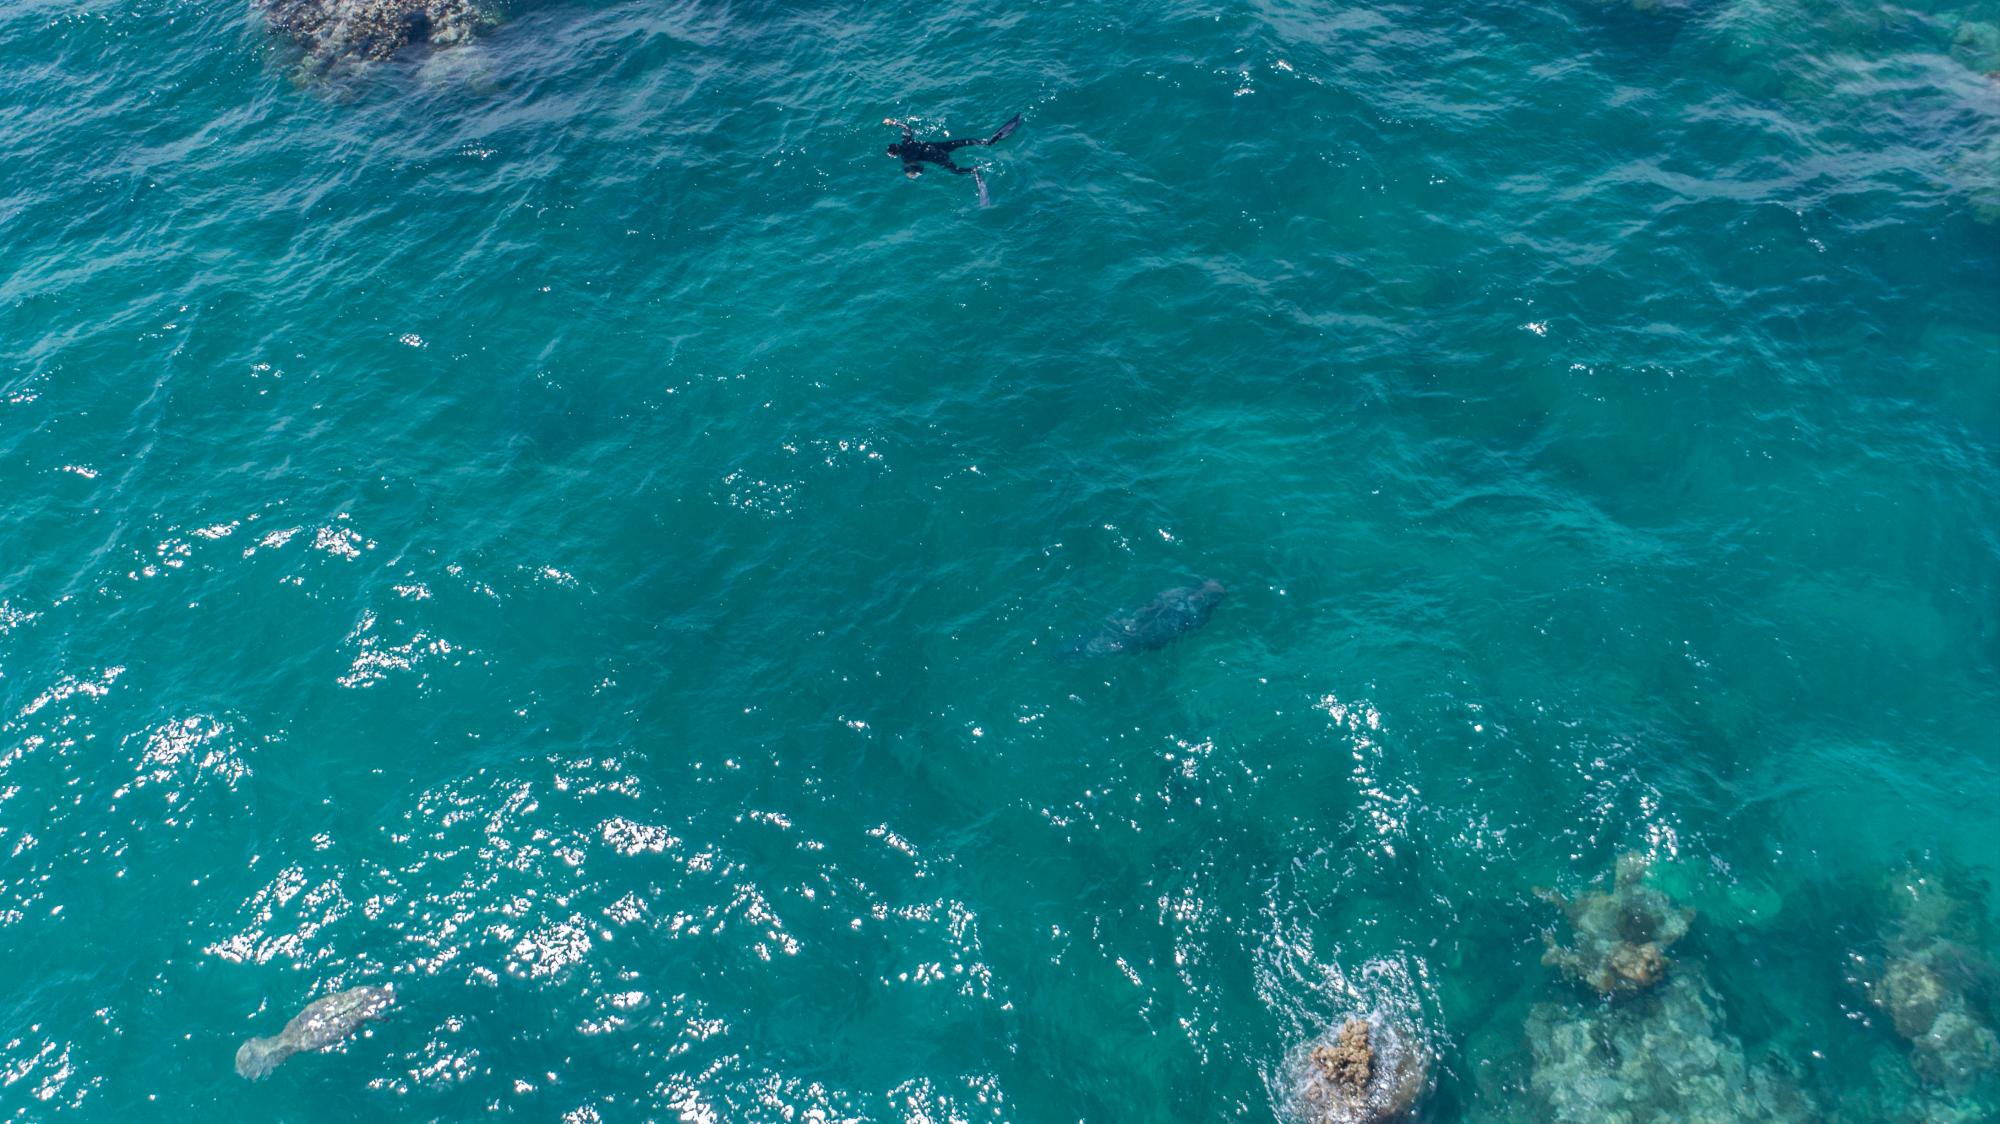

4,0,2000,1120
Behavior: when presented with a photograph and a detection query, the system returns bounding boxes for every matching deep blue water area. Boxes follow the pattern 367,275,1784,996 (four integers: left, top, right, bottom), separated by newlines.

3,0,2000,1119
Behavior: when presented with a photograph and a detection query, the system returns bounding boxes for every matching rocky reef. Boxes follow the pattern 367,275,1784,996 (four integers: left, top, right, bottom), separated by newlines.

1858,865,1999,1105
1287,1013,1434,1124
1537,852,1694,996
1524,851,1815,1119
256,0,490,68
1526,967,1818,1123
236,984,395,1080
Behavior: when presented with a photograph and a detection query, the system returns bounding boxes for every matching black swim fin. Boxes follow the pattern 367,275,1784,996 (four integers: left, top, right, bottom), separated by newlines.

988,114,1022,144
973,168,990,207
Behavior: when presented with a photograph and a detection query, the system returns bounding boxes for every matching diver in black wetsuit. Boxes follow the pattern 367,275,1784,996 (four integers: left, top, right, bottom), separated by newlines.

884,114,1022,204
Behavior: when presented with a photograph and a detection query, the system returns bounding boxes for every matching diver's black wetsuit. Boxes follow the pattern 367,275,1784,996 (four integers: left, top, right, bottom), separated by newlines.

885,114,1022,181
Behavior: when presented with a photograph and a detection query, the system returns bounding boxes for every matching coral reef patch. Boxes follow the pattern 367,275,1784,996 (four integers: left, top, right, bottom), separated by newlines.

1526,967,1817,1123
1537,851,1694,996
1855,864,2000,1111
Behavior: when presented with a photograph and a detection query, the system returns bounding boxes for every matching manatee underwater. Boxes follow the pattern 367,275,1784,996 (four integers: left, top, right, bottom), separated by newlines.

257,0,491,68
1057,579,1227,658
235,984,395,1080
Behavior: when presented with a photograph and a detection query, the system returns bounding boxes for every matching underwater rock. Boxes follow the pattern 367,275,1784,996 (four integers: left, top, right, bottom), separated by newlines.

257,0,488,67
236,984,395,1080
1312,1019,1373,1095
1537,852,1694,996
1881,863,1990,947
1911,1010,2000,1093
1288,1013,1433,1124
1526,967,1817,1123
1861,864,2000,1098
1866,945,2000,1097
1839,863,2000,1120
1877,955,1950,1039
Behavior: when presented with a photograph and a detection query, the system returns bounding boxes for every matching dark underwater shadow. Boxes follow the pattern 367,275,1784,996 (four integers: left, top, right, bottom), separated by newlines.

1558,0,1726,50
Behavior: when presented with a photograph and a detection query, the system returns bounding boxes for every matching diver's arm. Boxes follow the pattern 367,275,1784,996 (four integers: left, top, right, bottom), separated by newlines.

883,117,914,142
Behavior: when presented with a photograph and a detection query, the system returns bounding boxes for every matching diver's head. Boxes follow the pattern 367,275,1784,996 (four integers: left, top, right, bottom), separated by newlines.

885,144,901,158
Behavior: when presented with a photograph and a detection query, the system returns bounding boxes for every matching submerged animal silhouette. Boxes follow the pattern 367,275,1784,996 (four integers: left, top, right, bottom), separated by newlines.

1058,579,1227,658
235,985,395,1080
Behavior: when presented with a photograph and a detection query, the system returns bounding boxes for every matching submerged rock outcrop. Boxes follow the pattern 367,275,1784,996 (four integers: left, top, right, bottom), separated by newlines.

236,984,395,1080
257,0,489,67
1537,852,1694,996
1525,852,1814,1118
1859,865,2000,1102
1526,967,1817,1123
1287,1012,1434,1124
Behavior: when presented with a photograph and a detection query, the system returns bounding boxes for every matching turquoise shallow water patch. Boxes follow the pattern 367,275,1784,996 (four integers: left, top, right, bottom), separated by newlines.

3,0,1999,1119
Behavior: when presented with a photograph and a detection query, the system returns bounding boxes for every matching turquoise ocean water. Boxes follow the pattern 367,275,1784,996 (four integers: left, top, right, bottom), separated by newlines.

5,0,2000,1119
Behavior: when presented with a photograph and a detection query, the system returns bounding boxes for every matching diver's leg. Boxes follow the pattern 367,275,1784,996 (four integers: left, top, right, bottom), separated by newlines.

939,159,988,204
944,116,1023,150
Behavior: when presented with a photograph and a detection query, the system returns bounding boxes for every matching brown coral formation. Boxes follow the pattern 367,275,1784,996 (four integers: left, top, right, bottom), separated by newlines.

1538,851,1693,996
1291,1013,1431,1124
1310,1019,1373,1096
258,0,488,67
